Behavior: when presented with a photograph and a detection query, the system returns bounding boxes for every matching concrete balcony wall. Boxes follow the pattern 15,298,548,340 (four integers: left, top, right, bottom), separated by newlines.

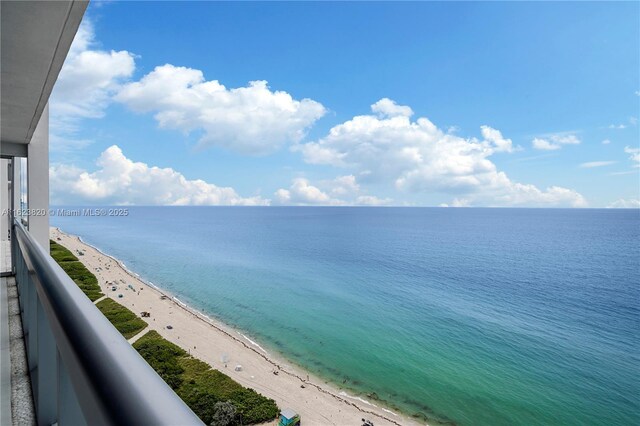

26,104,49,251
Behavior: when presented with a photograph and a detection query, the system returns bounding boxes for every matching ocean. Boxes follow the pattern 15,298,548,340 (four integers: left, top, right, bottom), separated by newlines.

51,207,640,425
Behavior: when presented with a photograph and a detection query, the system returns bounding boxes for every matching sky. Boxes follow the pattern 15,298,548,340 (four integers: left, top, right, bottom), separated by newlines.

49,1,640,208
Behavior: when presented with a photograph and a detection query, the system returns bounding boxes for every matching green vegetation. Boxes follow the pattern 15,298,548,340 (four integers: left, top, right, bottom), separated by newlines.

49,240,79,261
134,331,279,425
135,329,186,389
50,241,146,338
50,239,278,424
50,240,104,301
210,401,237,426
96,298,148,339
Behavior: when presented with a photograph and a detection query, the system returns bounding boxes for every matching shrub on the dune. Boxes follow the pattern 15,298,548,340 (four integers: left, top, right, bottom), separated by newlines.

134,330,279,424
134,331,186,390
50,240,104,301
95,298,147,339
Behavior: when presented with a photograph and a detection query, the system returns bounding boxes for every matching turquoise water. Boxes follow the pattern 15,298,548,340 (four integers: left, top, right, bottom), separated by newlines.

52,207,640,425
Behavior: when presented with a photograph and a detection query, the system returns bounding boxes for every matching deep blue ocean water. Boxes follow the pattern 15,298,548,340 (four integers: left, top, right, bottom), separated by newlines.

52,207,639,425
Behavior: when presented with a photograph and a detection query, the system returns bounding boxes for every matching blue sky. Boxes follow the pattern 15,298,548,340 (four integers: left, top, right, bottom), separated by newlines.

49,1,639,207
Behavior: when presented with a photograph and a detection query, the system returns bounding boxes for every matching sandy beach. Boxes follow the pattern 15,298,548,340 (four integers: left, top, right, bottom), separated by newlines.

50,227,422,426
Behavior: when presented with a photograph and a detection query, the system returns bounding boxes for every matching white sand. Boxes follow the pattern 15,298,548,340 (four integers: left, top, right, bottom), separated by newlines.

51,227,423,426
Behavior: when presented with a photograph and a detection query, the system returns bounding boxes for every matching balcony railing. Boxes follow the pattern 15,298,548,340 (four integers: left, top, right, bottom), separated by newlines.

12,220,203,425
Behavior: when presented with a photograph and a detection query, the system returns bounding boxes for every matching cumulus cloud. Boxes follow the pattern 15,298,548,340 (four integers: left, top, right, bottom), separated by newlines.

116,64,326,155
602,139,611,145
480,125,515,153
50,20,325,156
607,199,640,208
326,175,360,196
624,146,640,167
532,138,561,151
355,195,392,206
297,99,586,207
531,133,581,151
274,178,344,206
50,145,268,206
371,98,414,118
50,19,135,151
274,175,391,206
579,161,616,168
550,134,581,145
52,20,135,119
456,182,586,208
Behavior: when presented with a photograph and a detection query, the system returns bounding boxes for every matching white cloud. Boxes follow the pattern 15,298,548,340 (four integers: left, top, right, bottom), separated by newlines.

531,133,581,151
371,98,414,118
602,139,611,145
116,64,326,155
452,198,471,207
50,19,136,151
579,161,616,168
50,145,268,206
625,146,640,167
52,20,135,119
471,182,586,207
51,20,325,156
550,134,581,145
607,117,638,129
326,175,360,196
607,199,640,208
480,126,515,153
609,148,640,176
532,138,561,151
610,170,638,176
274,178,343,206
355,195,392,206
274,175,391,206
298,99,586,207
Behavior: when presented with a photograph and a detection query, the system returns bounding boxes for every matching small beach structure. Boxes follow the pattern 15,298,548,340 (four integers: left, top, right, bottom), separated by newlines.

277,409,300,426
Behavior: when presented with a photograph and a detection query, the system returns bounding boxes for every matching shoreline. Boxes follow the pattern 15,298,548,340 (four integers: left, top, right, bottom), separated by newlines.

51,227,424,426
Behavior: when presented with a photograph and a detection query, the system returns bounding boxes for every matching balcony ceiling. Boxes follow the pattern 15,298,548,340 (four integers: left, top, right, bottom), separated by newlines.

1,1,88,145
